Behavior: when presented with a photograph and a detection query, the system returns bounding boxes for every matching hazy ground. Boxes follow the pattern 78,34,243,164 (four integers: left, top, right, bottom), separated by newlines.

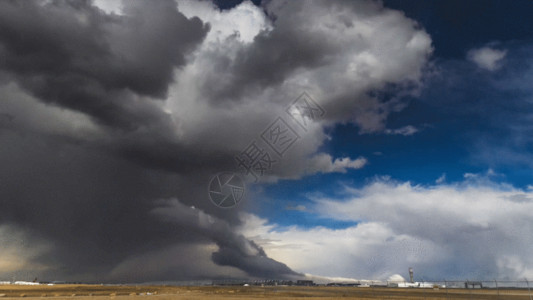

0,284,532,299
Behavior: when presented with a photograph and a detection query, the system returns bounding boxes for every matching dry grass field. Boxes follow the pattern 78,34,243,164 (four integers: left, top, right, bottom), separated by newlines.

0,284,531,299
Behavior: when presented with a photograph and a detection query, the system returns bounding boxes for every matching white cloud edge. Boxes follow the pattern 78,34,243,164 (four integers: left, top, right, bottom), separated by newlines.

307,154,368,174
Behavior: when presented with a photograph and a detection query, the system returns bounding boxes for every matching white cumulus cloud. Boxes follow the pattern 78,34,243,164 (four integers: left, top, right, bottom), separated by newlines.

238,176,533,280
168,0,432,181
468,47,507,71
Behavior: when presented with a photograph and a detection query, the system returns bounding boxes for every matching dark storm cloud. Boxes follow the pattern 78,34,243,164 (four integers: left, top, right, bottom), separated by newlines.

0,0,208,128
0,112,14,130
0,0,432,282
0,131,178,278
113,138,236,175
0,0,303,282
0,1,300,281
0,128,267,281
153,199,300,278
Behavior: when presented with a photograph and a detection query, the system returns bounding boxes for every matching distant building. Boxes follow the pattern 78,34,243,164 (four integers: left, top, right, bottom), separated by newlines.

296,280,314,286
465,281,483,289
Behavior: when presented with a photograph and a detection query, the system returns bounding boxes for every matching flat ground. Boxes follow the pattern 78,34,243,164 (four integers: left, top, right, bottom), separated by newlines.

0,284,532,299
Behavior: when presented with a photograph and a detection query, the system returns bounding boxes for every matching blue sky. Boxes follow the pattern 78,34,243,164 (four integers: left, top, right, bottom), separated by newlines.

385,0,533,58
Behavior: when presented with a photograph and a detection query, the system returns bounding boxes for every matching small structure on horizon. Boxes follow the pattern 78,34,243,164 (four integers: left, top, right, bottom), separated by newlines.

465,281,483,289
296,280,314,286
409,267,414,283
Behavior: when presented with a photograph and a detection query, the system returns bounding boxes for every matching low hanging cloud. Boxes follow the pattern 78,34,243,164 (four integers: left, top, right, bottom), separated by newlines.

0,0,432,282
238,176,533,280
151,198,300,279
467,46,507,71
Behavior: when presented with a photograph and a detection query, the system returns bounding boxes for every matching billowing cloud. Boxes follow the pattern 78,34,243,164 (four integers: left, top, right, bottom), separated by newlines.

0,0,431,282
467,46,507,71
238,175,533,280
168,0,431,182
176,0,432,133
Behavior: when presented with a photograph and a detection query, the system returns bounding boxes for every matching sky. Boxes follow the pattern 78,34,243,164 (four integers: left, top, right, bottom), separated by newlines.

1,0,533,283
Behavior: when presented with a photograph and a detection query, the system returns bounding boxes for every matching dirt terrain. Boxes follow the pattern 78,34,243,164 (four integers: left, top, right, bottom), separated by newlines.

0,284,531,299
